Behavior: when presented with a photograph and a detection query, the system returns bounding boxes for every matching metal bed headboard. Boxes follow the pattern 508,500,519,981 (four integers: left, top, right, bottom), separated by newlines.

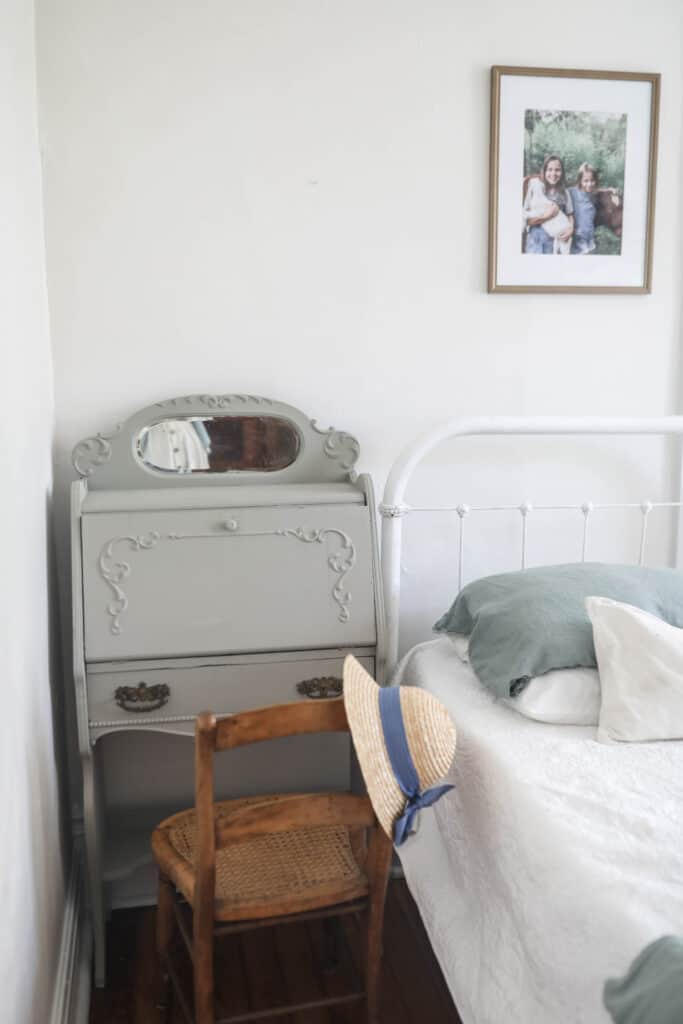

380,416,683,675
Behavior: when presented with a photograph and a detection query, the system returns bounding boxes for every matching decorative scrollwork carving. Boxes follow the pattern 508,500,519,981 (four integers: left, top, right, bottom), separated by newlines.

153,394,273,410
98,532,161,634
72,424,123,478
276,527,356,622
310,421,360,479
153,396,196,408
199,394,273,409
296,677,343,699
114,682,170,712
97,524,355,635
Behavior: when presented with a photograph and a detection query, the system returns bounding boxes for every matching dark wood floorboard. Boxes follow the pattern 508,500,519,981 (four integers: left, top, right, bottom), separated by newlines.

89,879,462,1024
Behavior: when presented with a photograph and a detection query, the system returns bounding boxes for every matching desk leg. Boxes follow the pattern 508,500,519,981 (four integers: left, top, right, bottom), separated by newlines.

83,748,107,987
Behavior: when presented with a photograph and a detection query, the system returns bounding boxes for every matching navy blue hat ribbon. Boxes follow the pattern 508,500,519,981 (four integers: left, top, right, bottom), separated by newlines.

378,687,453,846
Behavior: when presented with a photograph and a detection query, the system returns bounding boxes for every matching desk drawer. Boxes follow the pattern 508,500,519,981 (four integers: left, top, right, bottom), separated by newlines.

81,505,376,661
87,653,374,734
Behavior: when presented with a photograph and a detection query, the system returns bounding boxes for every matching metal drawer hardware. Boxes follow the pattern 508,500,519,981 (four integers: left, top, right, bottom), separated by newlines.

296,676,343,700
114,682,171,712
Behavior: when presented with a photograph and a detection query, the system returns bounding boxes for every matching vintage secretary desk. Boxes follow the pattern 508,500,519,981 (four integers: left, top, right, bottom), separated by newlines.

70,395,384,986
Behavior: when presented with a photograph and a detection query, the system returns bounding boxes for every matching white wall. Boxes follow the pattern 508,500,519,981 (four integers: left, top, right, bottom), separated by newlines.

1,2,66,1021
37,0,683,479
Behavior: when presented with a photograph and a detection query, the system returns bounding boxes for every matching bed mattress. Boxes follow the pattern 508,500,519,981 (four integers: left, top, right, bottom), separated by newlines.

394,638,683,1024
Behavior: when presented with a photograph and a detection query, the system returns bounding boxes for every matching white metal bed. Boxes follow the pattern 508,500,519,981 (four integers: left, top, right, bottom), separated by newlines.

381,415,683,673
379,416,683,1024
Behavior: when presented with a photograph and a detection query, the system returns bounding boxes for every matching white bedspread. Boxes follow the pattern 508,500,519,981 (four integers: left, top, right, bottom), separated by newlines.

395,638,683,1024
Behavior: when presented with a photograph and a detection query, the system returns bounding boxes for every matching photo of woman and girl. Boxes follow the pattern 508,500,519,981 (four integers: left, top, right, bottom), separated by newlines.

523,155,599,255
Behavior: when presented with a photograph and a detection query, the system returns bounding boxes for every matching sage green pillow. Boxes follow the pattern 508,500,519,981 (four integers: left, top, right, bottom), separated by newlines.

433,563,683,699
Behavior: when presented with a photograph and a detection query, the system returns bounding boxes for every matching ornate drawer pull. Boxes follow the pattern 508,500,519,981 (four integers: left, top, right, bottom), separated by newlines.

114,682,170,712
296,676,343,700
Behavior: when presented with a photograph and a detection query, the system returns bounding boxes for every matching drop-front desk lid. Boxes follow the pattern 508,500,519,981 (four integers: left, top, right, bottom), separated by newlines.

73,395,378,663
80,493,376,662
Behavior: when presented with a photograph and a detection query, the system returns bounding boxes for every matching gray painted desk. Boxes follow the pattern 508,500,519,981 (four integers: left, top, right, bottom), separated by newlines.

70,395,383,987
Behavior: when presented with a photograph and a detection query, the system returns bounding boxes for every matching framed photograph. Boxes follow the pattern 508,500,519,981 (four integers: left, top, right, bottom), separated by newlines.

488,66,660,293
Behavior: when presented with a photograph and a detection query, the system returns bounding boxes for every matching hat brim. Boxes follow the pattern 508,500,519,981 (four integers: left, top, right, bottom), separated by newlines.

343,656,406,838
343,656,458,842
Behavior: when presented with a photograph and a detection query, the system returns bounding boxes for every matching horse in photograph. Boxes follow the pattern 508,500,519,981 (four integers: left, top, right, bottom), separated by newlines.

595,187,623,237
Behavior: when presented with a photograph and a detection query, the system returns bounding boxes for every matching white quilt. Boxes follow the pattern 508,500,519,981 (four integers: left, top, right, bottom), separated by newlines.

394,638,683,1024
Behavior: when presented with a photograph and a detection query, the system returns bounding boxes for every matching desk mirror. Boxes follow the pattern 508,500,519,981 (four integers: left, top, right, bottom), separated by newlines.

136,415,301,474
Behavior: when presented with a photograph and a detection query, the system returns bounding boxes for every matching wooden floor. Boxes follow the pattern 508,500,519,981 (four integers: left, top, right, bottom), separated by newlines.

90,879,462,1024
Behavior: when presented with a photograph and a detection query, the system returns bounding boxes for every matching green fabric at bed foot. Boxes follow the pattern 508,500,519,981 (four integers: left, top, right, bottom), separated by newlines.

604,936,683,1024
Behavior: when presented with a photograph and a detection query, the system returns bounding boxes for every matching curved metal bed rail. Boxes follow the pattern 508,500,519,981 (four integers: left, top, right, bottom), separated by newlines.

380,416,683,675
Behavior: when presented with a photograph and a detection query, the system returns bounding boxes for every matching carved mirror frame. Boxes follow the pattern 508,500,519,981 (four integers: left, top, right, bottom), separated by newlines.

72,394,361,490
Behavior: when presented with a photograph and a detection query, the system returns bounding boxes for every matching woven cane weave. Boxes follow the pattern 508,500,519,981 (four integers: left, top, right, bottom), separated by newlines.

162,795,367,917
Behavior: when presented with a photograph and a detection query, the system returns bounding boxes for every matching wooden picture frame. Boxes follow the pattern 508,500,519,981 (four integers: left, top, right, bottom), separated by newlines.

488,66,660,294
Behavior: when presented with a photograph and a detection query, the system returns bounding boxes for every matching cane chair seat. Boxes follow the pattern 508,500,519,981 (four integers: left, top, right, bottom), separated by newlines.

152,794,370,922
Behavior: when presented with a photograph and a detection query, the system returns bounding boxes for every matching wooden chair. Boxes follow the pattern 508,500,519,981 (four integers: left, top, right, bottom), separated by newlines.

151,698,393,1024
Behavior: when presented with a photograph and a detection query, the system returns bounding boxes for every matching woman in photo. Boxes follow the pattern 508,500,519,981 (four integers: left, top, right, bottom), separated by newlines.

523,154,574,254
569,162,599,254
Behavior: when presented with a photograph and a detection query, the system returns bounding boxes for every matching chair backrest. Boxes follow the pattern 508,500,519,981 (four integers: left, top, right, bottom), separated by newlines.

214,695,349,750
192,698,389,922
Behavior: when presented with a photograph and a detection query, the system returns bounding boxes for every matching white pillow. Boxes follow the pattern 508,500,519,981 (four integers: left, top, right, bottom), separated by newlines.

587,595,683,743
445,632,600,726
510,667,600,726
448,632,471,663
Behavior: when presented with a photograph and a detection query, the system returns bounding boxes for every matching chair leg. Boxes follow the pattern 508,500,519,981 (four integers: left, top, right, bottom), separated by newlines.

193,904,215,1024
365,902,384,1024
156,874,175,1023
364,833,393,1024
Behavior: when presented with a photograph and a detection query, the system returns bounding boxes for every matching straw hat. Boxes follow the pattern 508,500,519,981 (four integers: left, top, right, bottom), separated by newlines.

343,655,456,843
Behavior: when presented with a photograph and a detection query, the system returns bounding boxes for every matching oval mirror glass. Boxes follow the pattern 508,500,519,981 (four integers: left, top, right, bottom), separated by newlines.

136,416,301,474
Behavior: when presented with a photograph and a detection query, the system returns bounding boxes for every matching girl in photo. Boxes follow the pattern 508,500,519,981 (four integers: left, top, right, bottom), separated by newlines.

523,154,574,254
569,162,599,254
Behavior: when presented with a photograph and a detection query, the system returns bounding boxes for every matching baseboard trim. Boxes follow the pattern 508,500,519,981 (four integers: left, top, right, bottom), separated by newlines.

50,840,91,1024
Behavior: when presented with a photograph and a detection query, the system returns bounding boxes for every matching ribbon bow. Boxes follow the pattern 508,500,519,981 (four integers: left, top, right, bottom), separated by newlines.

378,687,454,847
